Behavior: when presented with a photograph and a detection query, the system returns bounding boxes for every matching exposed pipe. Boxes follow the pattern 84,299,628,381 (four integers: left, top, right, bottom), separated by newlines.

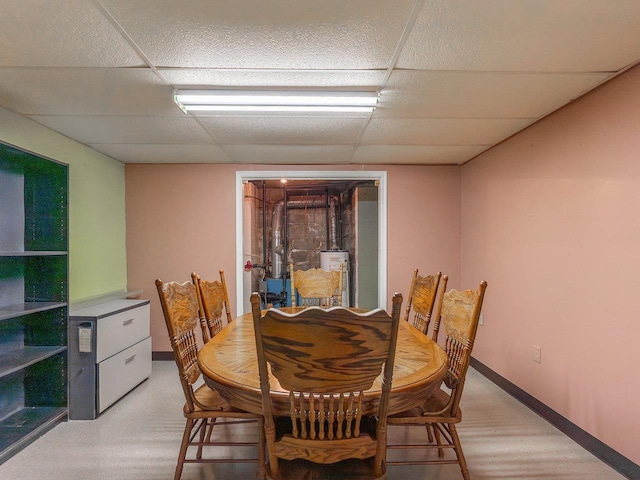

262,181,267,268
328,195,339,250
271,200,285,279
270,196,339,278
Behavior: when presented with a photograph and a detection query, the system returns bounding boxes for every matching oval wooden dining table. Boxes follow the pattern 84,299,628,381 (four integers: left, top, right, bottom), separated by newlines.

198,307,449,416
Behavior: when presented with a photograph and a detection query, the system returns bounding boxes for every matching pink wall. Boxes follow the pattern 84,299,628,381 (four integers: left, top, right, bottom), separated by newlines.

385,165,461,297
125,163,460,353
461,65,640,463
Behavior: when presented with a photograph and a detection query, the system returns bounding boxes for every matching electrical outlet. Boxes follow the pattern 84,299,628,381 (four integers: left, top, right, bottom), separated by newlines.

479,313,484,326
533,345,541,363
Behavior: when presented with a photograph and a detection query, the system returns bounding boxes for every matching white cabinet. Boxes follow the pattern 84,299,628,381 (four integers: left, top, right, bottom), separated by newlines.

92,301,150,363
68,299,151,419
98,336,151,413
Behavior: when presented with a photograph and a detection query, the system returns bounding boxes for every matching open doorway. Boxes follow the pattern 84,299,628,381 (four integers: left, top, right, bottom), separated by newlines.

235,171,387,315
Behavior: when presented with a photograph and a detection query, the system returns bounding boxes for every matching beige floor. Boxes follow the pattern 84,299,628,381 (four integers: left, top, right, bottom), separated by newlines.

0,361,626,480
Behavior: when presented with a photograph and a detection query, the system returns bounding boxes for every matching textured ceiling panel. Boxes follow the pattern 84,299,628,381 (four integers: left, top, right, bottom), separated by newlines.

89,143,230,163
0,1,638,165
380,71,611,119
0,68,175,116
221,145,354,164
159,69,386,88
351,145,489,165
27,115,213,144
398,0,640,72
0,0,144,67
99,0,416,69
198,116,366,145
361,118,533,145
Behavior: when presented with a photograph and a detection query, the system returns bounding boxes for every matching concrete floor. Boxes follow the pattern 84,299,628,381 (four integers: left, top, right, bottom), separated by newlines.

0,361,626,480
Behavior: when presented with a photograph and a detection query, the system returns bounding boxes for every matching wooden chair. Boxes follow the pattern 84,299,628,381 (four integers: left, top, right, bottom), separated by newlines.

250,292,403,480
191,270,232,342
155,279,265,480
387,281,487,480
289,262,343,307
430,274,449,342
404,270,444,336
402,270,448,444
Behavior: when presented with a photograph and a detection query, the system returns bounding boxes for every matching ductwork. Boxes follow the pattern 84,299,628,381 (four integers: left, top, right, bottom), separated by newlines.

271,196,339,278
327,195,339,251
271,200,285,279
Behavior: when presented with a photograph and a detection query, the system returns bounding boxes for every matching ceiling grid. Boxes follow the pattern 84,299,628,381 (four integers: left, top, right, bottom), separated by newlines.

0,0,638,165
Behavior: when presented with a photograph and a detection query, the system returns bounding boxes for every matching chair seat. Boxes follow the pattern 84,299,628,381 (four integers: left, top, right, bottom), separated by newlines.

274,434,377,464
388,388,462,424
186,383,262,417
270,418,382,479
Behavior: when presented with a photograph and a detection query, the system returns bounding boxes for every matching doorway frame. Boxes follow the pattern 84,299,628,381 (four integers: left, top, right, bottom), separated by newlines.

235,170,387,314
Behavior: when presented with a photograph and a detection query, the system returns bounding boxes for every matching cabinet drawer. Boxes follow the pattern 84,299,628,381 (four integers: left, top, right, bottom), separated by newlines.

96,304,150,362
97,336,151,413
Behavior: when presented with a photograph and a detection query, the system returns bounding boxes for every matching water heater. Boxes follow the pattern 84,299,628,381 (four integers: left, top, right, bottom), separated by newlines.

320,250,349,307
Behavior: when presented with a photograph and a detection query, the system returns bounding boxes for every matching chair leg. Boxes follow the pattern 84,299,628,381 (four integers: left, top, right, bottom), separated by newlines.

426,424,434,443
264,423,279,479
176,418,195,480
433,423,445,458
449,423,470,480
204,416,219,445
178,416,268,480
257,417,266,480
197,417,219,460
196,418,209,459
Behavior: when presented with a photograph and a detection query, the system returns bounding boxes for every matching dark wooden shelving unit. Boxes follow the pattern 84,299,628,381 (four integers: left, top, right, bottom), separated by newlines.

0,142,68,464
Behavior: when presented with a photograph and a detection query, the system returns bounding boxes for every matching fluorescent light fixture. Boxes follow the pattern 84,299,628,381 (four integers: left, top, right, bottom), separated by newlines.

173,89,379,113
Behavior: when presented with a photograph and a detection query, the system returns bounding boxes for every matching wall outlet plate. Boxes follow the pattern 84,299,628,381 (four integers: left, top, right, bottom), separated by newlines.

533,345,542,363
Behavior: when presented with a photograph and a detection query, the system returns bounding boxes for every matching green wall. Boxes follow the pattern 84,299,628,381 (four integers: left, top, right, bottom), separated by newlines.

0,108,127,302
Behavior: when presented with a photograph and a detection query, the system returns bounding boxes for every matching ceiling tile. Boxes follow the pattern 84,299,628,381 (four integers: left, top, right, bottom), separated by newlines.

0,68,177,116
159,69,385,88
0,0,144,67
361,118,533,145
221,145,354,164
99,0,416,69
198,117,365,145
351,145,488,165
89,143,230,163
27,115,213,144
380,70,611,119
0,1,638,166
398,0,640,72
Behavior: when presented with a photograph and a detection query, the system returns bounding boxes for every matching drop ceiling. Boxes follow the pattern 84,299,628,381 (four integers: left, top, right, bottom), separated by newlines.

1,0,639,165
